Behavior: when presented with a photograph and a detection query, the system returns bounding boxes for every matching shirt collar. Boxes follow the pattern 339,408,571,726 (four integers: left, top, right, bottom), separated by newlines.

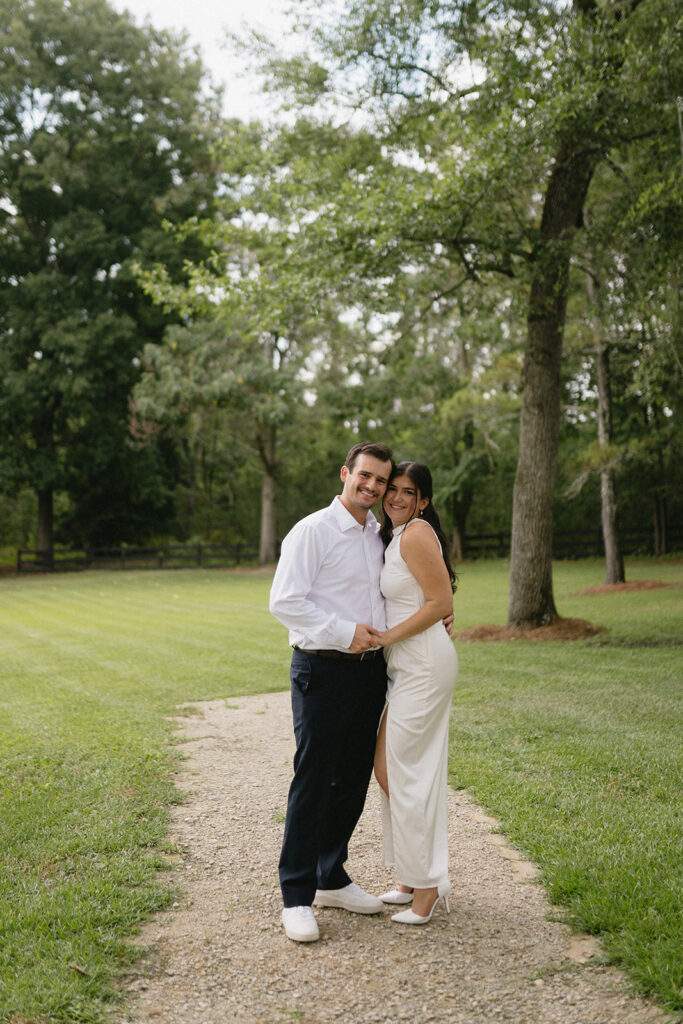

331,495,379,533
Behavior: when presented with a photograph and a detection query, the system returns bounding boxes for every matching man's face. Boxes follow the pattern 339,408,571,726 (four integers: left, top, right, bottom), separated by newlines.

340,453,393,524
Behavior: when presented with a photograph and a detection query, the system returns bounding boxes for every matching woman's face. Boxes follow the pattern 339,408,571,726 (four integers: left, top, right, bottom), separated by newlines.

383,474,427,527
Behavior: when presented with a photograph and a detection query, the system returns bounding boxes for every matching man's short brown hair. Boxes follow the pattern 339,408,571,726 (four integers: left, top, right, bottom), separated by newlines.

344,442,394,472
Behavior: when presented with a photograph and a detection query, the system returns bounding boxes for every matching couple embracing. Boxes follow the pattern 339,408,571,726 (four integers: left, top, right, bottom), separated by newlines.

269,441,458,943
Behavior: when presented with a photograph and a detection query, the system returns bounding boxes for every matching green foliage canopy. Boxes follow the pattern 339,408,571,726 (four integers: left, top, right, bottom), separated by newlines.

0,0,223,547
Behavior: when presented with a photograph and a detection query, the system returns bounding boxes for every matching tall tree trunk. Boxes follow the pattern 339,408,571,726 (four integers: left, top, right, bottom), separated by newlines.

36,487,54,569
653,491,668,555
587,264,625,584
594,357,624,583
258,423,277,565
451,493,472,562
451,521,464,563
35,410,55,568
598,438,625,581
451,419,475,562
508,142,598,628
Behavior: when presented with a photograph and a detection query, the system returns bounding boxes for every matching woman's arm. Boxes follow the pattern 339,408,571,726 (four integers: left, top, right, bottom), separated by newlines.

377,522,454,647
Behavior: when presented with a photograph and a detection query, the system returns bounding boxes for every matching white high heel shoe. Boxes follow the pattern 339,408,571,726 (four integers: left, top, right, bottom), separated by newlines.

379,887,413,905
391,883,450,925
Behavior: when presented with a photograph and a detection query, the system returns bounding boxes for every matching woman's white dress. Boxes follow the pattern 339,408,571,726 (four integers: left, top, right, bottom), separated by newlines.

380,520,458,889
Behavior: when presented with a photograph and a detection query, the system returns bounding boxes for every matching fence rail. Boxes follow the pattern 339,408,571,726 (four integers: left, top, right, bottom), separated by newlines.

16,525,681,574
16,543,264,574
458,526,682,560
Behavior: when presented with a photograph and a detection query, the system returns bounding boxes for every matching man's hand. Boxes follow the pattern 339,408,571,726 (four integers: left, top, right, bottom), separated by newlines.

442,611,454,636
349,623,383,653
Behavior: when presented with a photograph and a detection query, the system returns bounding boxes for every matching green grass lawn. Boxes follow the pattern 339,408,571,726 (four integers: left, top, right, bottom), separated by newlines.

0,559,681,1022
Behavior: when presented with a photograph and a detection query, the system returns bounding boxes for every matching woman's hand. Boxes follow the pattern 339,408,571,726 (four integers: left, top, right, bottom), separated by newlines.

350,623,384,652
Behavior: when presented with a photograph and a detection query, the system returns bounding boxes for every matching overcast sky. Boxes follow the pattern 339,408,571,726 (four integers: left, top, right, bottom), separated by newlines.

110,0,295,120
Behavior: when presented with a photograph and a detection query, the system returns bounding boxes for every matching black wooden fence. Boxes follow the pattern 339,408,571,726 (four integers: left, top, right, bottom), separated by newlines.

16,525,681,574
16,543,265,574
458,526,683,561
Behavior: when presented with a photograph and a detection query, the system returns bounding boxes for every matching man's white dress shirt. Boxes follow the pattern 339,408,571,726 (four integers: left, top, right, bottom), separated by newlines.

269,496,386,652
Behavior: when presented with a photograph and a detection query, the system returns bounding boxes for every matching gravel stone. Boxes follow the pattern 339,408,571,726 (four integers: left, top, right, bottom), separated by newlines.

116,693,674,1024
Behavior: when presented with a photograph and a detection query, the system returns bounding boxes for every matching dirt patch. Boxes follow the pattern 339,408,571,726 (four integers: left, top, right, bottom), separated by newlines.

573,580,675,596
455,617,605,642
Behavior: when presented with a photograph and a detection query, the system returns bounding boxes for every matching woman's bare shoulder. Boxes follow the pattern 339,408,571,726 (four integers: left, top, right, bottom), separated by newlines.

401,519,440,552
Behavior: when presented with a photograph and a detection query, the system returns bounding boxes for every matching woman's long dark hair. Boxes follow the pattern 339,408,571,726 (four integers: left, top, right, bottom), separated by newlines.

380,461,457,591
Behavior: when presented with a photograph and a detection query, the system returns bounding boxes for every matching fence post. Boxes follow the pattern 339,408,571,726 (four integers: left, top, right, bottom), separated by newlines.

197,544,202,567
35,548,54,572
16,549,22,574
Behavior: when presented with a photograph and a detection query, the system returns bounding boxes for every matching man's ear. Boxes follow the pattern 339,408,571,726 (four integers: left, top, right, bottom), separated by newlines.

340,465,349,484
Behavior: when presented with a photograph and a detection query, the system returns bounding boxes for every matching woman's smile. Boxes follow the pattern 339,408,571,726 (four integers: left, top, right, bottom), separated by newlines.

383,474,422,526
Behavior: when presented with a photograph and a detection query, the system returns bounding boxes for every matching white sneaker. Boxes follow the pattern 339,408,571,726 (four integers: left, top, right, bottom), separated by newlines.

379,887,413,905
314,882,383,914
282,905,320,942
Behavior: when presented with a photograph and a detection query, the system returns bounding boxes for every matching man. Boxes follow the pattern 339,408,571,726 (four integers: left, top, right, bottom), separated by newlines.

269,441,393,942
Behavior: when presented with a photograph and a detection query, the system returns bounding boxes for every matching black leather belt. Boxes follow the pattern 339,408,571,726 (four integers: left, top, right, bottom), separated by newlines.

293,646,383,661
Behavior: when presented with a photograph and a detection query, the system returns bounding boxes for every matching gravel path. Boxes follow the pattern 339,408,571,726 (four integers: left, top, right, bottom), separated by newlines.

117,692,672,1024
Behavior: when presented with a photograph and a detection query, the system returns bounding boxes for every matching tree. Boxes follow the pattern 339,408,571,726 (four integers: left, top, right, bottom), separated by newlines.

307,269,523,556
0,0,222,558
245,0,682,625
135,120,375,564
133,314,304,564
562,116,683,567
587,258,625,583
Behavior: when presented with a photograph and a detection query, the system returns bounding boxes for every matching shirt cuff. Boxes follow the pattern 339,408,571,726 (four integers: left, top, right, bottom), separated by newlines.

332,618,357,651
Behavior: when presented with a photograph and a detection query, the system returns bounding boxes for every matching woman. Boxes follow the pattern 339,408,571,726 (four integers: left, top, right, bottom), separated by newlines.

374,461,458,925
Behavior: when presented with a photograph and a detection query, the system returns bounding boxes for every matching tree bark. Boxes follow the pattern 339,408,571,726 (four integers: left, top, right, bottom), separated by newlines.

599,443,625,581
595,336,625,583
451,525,464,563
451,334,474,561
451,428,475,561
653,491,668,555
258,423,277,565
36,487,54,569
451,498,471,562
587,265,625,584
508,142,598,628
35,409,56,568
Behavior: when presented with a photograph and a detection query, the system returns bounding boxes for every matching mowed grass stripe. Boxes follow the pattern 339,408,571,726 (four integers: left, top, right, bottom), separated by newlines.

2,573,285,696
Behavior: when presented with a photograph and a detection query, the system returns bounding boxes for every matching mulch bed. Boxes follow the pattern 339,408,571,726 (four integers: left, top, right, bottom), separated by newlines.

455,579,679,642
572,580,675,596
455,618,605,642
